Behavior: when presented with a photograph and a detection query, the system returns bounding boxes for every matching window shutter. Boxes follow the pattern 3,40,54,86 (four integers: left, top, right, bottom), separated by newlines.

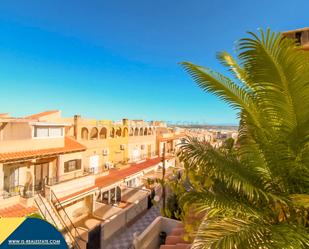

77,159,82,169
64,161,69,173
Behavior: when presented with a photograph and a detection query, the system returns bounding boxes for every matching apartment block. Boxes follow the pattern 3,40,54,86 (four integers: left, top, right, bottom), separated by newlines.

128,120,157,162
0,110,185,248
0,111,92,218
282,27,309,50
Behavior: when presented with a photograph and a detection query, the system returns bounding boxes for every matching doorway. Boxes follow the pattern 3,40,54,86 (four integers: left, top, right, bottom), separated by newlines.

3,165,19,194
34,163,49,192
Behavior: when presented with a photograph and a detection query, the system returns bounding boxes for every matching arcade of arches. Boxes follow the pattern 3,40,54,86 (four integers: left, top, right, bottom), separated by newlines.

81,126,155,140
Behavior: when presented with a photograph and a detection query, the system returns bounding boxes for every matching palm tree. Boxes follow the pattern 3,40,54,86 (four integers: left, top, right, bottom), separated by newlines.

178,29,309,249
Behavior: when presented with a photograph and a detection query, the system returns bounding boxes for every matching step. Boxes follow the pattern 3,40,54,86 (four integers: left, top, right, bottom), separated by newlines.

160,245,177,249
165,236,188,245
170,228,185,236
175,244,191,249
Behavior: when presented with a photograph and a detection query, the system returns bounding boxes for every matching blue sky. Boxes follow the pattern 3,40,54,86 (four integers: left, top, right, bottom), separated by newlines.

0,0,308,125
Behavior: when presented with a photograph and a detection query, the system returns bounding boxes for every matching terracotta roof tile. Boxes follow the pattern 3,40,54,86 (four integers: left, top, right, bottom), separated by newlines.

95,157,164,189
0,204,37,217
25,110,59,119
0,137,86,163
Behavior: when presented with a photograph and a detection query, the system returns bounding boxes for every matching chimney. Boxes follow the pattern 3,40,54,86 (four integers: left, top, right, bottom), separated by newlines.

122,118,128,126
74,115,81,139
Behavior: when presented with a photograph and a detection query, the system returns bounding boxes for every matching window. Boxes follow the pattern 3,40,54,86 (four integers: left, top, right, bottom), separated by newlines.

34,126,63,138
64,159,81,173
126,178,139,187
49,127,63,137
35,127,49,137
296,32,302,44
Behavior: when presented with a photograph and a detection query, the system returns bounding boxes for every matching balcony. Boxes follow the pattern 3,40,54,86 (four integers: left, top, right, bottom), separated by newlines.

45,174,96,201
1,185,34,199
46,170,90,186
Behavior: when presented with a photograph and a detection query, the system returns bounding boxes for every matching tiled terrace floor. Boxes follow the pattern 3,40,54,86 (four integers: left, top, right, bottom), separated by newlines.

0,204,37,217
104,205,161,249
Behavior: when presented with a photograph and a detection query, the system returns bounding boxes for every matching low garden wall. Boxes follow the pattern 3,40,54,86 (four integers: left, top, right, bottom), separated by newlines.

99,189,150,248
132,216,182,249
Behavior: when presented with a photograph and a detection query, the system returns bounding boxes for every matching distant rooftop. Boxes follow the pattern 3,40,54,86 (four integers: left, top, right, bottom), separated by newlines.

282,27,309,51
282,27,309,34
25,110,60,119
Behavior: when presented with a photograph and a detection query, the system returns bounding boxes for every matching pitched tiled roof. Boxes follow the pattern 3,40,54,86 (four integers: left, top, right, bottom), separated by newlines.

0,137,86,163
0,113,10,118
0,204,37,217
25,110,59,119
95,157,163,189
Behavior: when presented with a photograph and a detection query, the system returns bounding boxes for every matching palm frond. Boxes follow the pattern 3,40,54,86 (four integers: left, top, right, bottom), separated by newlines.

179,29,309,249
179,137,282,203
271,223,309,249
192,216,271,249
181,62,262,130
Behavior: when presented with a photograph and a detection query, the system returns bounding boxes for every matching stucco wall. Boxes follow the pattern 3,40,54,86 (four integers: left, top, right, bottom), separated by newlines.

49,174,95,199
79,138,128,172
2,123,32,140
128,135,156,162
60,195,92,224
0,122,64,153
58,152,84,181
101,209,126,240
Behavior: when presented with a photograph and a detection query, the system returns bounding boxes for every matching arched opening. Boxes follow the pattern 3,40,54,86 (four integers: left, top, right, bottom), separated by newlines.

123,127,128,137
148,128,152,135
90,127,99,140
139,128,143,136
116,128,122,137
134,128,139,136
144,128,148,136
99,127,107,139
110,128,115,138
129,128,134,136
81,127,89,140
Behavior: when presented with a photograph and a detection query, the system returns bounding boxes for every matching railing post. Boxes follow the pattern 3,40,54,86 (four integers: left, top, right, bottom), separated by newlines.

49,190,87,248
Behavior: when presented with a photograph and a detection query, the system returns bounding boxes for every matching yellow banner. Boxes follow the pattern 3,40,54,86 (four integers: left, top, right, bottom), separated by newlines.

0,218,25,244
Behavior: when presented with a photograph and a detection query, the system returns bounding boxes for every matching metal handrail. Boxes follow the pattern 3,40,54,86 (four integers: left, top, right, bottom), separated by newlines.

50,190,87,244
35,194,62,231
36,194,80,249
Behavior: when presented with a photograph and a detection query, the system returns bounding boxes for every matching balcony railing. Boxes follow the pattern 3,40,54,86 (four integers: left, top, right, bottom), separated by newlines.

85,166,108,175
46,171,90,186
131,152,158,162
1,185,34,199
84,161,131,175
